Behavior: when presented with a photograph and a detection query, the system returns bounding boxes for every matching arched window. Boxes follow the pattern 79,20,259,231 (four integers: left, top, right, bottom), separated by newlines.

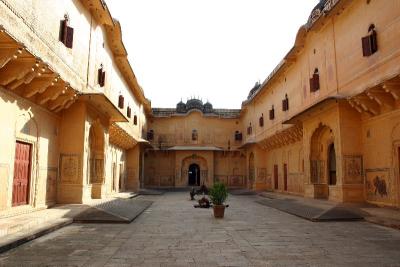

269,105,275,120
192,129,198,141
362,24,378,57
310,68,320,92
282,94,289,111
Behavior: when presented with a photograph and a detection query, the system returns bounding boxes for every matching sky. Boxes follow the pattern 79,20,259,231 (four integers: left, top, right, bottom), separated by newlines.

106,1,317,108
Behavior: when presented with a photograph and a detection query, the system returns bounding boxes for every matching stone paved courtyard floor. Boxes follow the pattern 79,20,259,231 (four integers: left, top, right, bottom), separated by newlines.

1,192,400,267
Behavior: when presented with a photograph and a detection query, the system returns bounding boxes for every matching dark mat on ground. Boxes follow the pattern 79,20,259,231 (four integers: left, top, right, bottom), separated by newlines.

229,189,257,195
138,189,164,195
317,206,365,221
256,198,364,221
74,199,153,223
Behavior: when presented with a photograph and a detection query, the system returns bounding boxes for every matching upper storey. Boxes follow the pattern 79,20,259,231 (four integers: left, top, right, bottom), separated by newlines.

148,99,243,150
240,0,400,144
0,0,150,140
152,98,241,119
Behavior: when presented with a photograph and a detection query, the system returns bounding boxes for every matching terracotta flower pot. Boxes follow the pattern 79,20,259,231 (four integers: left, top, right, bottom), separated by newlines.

213,204,225,218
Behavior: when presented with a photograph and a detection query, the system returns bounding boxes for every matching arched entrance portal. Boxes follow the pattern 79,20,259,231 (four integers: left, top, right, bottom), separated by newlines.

328,143,336,185
181,155,208,187
89,121,105,199
310,123,335,199
248,153,255,189
188,164,200,186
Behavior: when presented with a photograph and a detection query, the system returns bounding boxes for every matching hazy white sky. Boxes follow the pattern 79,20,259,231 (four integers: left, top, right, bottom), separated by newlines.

107,1,317,108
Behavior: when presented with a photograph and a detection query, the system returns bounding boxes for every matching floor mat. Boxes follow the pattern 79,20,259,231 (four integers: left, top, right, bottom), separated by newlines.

256,198,364,221
229,189,257,195
74,199,153,223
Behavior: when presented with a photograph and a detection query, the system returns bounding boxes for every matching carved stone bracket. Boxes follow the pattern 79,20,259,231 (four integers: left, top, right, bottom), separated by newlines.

259,125,303,151
109,123,138,150
347,76,400,117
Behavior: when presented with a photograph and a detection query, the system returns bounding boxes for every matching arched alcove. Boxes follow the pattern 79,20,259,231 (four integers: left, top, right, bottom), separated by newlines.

309,123,335,198
181,155,208,186
89,121,105,185
249,152,255,189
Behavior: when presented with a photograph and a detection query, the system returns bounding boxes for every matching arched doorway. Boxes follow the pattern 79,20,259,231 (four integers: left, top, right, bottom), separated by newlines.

188,164,200,186
310,123,335,199
249,153,255,189
89,121,105,198
181,155,208,187
328,143,336,185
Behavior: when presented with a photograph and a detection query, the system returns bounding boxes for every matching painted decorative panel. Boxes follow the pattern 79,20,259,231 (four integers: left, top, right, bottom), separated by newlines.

365,169,391,204
60,154,81,184
344,155,363,184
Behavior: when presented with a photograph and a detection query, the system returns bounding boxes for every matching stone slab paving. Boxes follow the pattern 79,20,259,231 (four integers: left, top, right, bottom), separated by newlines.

1,193,400,266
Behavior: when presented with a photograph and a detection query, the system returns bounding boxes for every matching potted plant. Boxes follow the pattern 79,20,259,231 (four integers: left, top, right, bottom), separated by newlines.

209,182,228,218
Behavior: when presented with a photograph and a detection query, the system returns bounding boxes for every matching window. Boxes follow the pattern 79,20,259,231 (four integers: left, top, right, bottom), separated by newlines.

98,65,106,87
362,24,378,57
192,130,198,141
118,95,124,109
269,106,275,120
147,130,154,141
309,68,320,92
282,94,289,111
234,131,242,141
259,114,264,127
247,123,252,135
133,115,138,125
127,106,131,118
59,16,74,48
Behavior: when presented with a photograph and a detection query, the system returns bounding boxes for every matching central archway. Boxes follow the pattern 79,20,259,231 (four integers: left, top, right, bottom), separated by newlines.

188,163,200,186
181,155,208,187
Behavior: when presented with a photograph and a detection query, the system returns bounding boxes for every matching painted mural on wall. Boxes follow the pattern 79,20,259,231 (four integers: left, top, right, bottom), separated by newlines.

365,169,391,203
60,154,81,184
344,155,363,184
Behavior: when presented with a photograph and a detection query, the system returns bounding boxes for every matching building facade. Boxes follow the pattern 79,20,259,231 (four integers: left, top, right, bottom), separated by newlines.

145,99,246,188
0,0,150,217
144,0,400,208
1,0,400,221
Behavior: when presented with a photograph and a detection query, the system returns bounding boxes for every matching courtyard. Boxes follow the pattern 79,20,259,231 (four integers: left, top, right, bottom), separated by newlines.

0,192,399,267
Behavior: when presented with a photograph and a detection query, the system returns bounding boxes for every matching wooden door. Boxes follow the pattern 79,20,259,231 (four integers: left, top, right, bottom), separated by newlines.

119,163,123,190
274,165,278,190
112,163,116,192
283,164,288,191
12,141,31,206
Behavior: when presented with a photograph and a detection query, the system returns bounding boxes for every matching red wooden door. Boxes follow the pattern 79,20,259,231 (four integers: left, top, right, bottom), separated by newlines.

283,164,288,191
274,165,278,190
12,142,31,206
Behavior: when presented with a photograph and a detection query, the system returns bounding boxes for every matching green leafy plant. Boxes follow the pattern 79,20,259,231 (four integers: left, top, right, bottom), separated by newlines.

209,182,228,205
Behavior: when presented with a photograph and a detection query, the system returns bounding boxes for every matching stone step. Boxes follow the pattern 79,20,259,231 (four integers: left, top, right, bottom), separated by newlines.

0,218,72,254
